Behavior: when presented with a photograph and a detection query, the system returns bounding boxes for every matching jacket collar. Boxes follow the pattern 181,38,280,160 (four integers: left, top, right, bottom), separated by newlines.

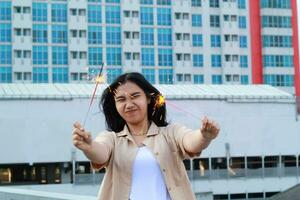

116,121,159,137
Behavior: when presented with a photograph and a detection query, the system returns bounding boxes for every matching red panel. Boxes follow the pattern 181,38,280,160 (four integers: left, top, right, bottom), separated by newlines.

249,0,263,84
291,0,300,97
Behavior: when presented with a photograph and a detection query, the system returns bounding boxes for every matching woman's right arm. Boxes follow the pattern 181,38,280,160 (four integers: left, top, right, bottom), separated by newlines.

72,122,110,166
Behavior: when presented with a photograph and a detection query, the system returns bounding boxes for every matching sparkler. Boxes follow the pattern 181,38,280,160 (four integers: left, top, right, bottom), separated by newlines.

82,63,105,128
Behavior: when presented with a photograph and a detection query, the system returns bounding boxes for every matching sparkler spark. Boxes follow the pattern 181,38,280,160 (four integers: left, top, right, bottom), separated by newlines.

154,94,165,108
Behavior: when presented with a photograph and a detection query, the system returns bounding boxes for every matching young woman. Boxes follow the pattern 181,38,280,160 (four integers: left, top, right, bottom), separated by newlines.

72,72,219,200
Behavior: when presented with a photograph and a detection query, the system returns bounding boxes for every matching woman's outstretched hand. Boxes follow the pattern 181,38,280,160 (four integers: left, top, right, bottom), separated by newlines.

72,122,93,152
201,116,220,140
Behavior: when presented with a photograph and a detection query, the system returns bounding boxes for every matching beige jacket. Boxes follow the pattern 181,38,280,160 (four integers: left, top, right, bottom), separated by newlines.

91,122,200,200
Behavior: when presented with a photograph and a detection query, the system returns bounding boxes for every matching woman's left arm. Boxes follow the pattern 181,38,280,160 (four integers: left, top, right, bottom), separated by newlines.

183,117,220,154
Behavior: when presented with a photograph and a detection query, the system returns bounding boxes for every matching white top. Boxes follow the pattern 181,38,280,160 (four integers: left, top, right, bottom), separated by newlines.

129,146,171,200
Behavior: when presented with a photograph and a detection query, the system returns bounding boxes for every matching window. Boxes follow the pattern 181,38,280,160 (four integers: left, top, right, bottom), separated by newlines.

240,55,248,68
52,25,67,43
106,0,120,3
106,26,121,44
52,67,68,83
239,35,247,48
0,23,11,42
193,74,204,84
33,24,48,43
51,3,67,22
140,0,153,5
52,46,68,65
88,5,101,23
262,16,291,28
209,0,219,7
106,5,120,24
264,74,294,86
261,0,290,9
210,15,220,27
157,0,171,5
142,68,155,84
88,26,102,44
0,2,11,21
262,35,292,47
158,48,173,66
0,66,12,83
140,7,153,25
211,34,221,47
33,67,48,83
157,8,171,26
263,55,293,67
157,28,172,46
212,75,222,84
191,0,201,7
238,0,246,9
141,48,155,66
106,47,121,65
33,3,47,22
33,46,48,65
192,34,202,47
159,69,173,84
193,54,203,67
241,75,248,84
141,27,154,45
107,68,122,83
0,45,11,64
239,16,246,28
88,47,103,65
211,54,221,67
192,14,202,27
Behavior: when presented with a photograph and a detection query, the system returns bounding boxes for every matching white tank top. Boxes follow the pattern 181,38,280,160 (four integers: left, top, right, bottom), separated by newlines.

129,146,171,200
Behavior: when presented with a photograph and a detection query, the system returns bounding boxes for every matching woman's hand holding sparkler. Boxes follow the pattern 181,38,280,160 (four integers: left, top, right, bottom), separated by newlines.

72,122,92,152
200,116,220,141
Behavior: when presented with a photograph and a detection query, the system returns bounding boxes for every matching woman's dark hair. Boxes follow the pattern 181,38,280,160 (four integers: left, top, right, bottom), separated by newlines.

100,72,168,132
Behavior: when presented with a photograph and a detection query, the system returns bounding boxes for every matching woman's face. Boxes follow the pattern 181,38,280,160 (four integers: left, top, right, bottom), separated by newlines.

114,81,149,125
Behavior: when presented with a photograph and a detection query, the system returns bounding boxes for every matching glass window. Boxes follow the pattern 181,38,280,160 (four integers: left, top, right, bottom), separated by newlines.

0,23,11,42
239,35,247,48
261,0,290,9
211,54,221,67
52,25,67,43
142,68,155,84
239,16,246,28
238,0,246,9
52,46,68,65
158,48,173,66
88,5,101,23
33,46,48,65
240,55,248,68
0,66,12,83
157,0,171,5
210,15,220,27
107,68,122,83
141,27,154,45
140,7,153,25
0,45,11,64
241,75,248,84
51,3,67,22
209,0,219,7
157,8,171,26
33,67,48,83
33,2,47,22
191,0,201,7
193,54,203,67
157,28,172,46
106,5,120,24
211,34,221,47
88,47,103,65
106,47,121,65
192,14,202,27
192,34,203,47
106,26,121,44
52,67,68,83
88,26,102,44
212,75,222,84
193,74,204,84
0,2,11,21
141,48,155,66
140,0,153,5
159,69,173,84
33,24,48,43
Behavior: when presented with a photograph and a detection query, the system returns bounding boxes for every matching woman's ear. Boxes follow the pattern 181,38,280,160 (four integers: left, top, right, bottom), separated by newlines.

147,97,151,104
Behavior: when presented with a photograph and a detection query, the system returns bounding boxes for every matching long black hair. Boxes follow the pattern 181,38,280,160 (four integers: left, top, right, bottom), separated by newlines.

100,72,168,133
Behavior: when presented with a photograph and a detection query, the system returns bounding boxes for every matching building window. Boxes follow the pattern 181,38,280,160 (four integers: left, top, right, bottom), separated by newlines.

0,66,12,83
238,16,246,28
106,26,121,44
211,34,221,47
33,46,48,65
140,7,154,25
261,0,290,9
140,0,153,5
263,55,293,67
106,47,122,65
158,48,173,66
141,27,154,45
262,16,291,28
192,34,203,47
52,46,68,65
192,14,202,27
157,8,171,26
157,0,171,5
88,47,103,65
52,67,68,83
193,74,204,84
193,54,203,67
239,35,247,48
157,28,172,46
106,5,120,24
0,2,11,21
0,45,11,64
88,5,101,23
52,25,67,44
159,69,173,84
33,2,47,22
238,0,246,9
212,75,222,84
264,74,294,86
191,0,201,7
210,15,220,27
33,24,48,43
209,0,219,8
51,3,67,22
0,23,11,42
107,68,122,83
142,68,155,84
262,35,292,47
88,26,102,44
106,0,120,3
141,48,155,66
33,67,48,83
240,55,248,68
241,75,249,84
211,54,221,67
